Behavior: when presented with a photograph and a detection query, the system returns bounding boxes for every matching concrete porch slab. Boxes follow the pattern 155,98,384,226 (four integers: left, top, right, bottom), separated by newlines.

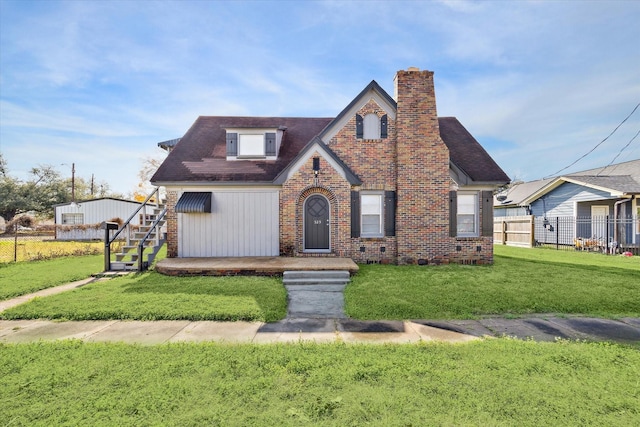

156,257,359,276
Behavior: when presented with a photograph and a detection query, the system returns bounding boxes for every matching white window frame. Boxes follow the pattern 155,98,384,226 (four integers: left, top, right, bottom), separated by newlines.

361,192,384,237
457,192,479,237
62,213,84,225
363,113,380,139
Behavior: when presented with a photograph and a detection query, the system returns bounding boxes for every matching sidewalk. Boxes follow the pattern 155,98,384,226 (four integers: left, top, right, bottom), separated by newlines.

0,319,478,344
1,279,639,345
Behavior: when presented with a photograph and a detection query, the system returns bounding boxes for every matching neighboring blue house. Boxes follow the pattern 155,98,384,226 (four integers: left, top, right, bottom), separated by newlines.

495,159,640,251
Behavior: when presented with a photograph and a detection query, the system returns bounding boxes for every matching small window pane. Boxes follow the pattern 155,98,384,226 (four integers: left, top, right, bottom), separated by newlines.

457,193,477,236
361,194,383,236
362,214,381,234
363,114,380,139
62,213,83,225
458,194,476,215
361,195,381,215
239,134,264,156
457,214,475,233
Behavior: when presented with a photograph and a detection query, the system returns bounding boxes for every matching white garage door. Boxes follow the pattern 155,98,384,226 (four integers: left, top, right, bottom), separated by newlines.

178,190,279,257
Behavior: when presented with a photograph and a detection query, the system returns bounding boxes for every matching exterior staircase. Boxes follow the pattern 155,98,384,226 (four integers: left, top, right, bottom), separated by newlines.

104,188,167,272
282,271,351,318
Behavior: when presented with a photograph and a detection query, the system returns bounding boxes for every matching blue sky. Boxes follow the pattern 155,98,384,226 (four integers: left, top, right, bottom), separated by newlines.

1,0,639,195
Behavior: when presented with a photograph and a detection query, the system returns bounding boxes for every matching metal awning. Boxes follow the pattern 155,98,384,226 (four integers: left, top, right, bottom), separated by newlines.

175,192,212,213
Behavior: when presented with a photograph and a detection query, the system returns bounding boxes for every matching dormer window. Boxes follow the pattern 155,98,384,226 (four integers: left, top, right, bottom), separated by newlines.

356,114,388,139
225,128,282,160
239,134,266,157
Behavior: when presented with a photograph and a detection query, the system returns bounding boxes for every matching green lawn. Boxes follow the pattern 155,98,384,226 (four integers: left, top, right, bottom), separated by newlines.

0,271,287,323
1,339,638,426
0,255,103,300
345,246,640,320
2,245,639,322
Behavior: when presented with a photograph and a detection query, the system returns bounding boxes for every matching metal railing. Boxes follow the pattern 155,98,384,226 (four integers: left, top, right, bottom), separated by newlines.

533,215,639,255
104,187,165,271
136,206,167,271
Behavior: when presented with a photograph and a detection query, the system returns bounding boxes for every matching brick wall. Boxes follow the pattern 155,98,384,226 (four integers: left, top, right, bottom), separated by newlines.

328,99,399,263
165,190,178,257
449,191,494,264
394,69,451,264
280,151,351,257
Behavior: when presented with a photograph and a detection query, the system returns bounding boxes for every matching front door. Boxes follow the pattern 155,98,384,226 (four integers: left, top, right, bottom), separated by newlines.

304,195,330,251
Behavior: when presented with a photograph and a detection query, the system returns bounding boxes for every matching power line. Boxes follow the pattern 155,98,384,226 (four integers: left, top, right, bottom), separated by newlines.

544,102,640,178
596,128,640,176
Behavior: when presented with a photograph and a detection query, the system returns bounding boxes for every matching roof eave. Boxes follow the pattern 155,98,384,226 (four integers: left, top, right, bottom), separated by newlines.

273,137,362,185
151,180,282,188
318,80,397,142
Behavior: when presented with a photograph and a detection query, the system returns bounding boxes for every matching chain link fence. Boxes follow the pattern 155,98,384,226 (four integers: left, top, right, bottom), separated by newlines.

0,231,106,264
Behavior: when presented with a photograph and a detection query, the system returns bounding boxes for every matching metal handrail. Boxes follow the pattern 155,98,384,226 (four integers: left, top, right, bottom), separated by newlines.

137,207,167,271
104,187,162,271
107,187,160,245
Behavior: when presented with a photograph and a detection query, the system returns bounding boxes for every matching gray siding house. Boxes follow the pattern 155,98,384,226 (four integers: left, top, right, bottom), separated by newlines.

495,159,640,249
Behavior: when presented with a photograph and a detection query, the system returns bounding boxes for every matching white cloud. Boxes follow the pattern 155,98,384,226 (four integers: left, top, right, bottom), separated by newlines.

1,0,639,194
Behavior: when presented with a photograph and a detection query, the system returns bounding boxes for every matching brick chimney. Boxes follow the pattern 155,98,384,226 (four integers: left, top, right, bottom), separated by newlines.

394,68,450,264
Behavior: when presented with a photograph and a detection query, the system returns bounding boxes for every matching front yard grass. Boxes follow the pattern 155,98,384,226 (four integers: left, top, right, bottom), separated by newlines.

2,245,638,322
1,339,638,426
0,255,103,300
345,245,640,320
0,271,287,323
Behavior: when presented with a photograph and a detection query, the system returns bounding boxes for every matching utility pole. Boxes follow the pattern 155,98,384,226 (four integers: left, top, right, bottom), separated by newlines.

91,173,95,197
71,163,76,202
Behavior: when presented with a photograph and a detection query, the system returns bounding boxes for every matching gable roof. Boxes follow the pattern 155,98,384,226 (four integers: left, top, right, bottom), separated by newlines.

497,158,640,207
151,82,509,187
273,136,362,185
494,178,553,207
319,80,397,142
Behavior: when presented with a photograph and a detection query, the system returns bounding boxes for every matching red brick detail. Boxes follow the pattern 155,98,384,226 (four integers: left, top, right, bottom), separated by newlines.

448,237,494,265
280,152,351,257
327,99,399,263
394,69,451,265
165,190,178,258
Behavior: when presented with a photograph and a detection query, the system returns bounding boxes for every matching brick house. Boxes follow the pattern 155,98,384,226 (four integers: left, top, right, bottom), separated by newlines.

151,68,510,265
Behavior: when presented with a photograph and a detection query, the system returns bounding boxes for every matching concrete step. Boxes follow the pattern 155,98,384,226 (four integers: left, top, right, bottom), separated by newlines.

283,270,350,286
285,284,347,292
110,261,138,271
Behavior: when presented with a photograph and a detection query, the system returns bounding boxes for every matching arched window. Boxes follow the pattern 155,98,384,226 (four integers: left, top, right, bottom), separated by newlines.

355,114,388,139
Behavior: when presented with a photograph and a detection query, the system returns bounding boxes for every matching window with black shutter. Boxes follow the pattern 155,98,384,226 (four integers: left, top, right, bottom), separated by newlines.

226,133,238,156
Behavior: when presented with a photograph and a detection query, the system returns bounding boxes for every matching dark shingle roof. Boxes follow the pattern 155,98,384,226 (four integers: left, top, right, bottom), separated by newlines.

438,117,510,183
151,117,332,183
151,115,509,185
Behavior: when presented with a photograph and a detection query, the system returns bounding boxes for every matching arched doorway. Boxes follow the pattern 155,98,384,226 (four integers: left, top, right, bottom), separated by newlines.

304,194,330,251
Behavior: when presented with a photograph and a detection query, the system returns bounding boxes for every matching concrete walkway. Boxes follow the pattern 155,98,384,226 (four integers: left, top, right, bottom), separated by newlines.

1,279,639,345
0,319,478,345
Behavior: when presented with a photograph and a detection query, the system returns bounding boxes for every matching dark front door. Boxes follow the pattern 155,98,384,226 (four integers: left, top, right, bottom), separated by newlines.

305,195,330,250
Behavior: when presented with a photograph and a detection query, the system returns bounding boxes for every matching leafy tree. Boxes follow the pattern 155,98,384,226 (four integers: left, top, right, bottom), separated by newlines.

133,153,165,202
0,153,7,177
0,159,122,222
0,174,27,221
